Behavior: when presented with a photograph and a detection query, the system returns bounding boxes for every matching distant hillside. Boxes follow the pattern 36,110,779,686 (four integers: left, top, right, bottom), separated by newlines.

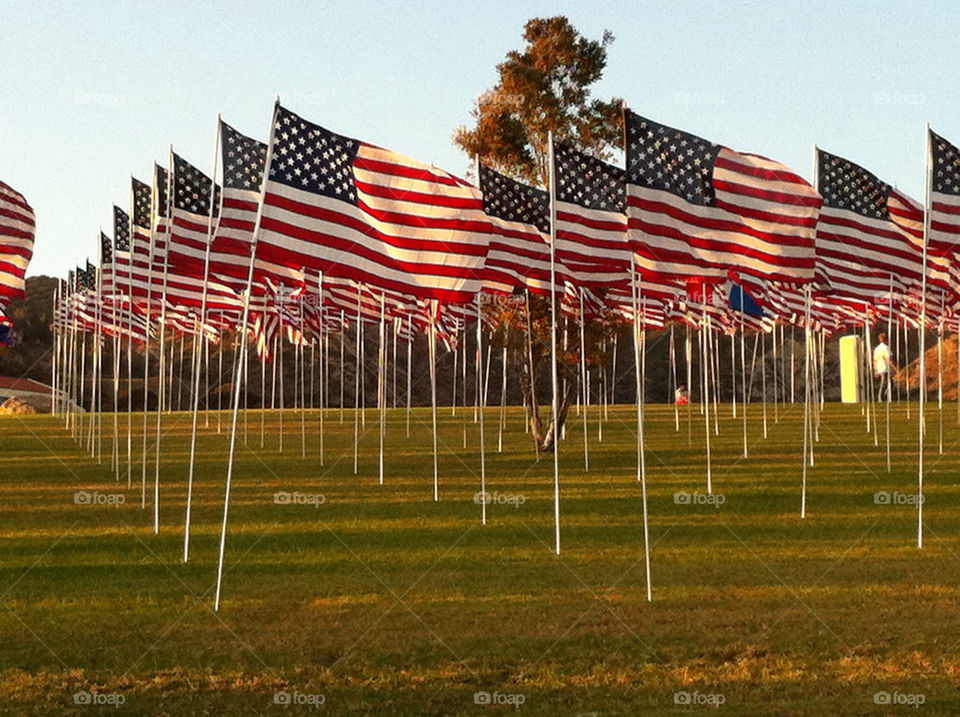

897,334,960,400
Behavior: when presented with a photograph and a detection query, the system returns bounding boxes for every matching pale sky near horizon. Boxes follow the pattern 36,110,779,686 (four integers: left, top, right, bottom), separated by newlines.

2,0,958,278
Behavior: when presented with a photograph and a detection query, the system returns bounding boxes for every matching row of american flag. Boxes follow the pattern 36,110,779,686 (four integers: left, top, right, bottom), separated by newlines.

37,102,960,349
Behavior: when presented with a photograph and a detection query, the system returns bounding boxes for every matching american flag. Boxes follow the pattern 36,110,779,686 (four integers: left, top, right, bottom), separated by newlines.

553,140,633,289
166,152,220,278
478,163,554,296
108,205,131,295
256,104,494,305
100,230,113,266
929,129,960,258
625,110,821,283
0,180,36,307
129,178,152,273
553,140,678,317
209,120,267,290
816,148,958,304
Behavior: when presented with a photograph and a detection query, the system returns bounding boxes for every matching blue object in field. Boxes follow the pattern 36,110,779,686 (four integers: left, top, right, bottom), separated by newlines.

728,282,765,317
0,324,15,347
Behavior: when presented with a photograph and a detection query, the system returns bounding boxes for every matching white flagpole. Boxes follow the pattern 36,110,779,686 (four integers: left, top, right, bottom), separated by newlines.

547,131,561,555
740,312,748,458
886,275,894,471
451,324,458,417
378,291,386,484
801,286,812,518
731,331,737,418
353,284,362,475
579,289,589,470
152,148,175,535
631,259,652,601
669,325,679,431
184,117,221,562
701,299,712,494
339,310,346,424
318,273,325,465
476,294,486,525
429,303,439,501
761,330,768,439
215,99,279,611
406,314,413,439
938,290,944,455
918,124,932,549
498,345,507,453
392,318,398,409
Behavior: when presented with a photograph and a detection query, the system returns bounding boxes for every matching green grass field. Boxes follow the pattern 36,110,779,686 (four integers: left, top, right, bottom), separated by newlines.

1,401,959,714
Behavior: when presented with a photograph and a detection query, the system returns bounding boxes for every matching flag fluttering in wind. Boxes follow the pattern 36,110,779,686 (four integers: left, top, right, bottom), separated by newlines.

815,148,958,308
478,163,554,296
210,120,268,290
166,153,221,278
0,180,36,311
929,130,960,260
256,103,494,304
625,110,821,284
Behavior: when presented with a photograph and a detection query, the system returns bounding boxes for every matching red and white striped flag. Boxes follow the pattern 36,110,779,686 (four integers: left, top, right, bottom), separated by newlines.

0,180,36,307
256,104,494,305
210,120,268,290
929,129,960,260
625,110,821,284
815,148,958,305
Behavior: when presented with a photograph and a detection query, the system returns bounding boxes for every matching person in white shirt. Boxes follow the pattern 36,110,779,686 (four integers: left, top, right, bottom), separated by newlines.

873,332,896,401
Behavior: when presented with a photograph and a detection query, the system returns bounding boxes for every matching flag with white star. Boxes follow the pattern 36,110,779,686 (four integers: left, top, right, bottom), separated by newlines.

929,129,960,259
625,109,820,285
478,163,554,296
166,152,222,279
257,103,495,304
553,140,630,285
816,148,958,305
100,231,113,265
209,120,268,291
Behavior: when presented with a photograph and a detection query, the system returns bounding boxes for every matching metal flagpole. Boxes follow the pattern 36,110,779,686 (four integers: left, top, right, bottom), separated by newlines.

670,325,679,431
429,303,439,501
476,294,487,525
801,285,812,518
462,322,468,447
772,318,779,423
378,292,386,484
317,273,325,465
761,330,768,439
498,345,507,453
406,314,413,439
354,284,362,474
731,331,737,418
918,124,932,549
701,297,712,494
300,296,307,459
548,131,561,555
938,290,944,455
451,324,458,417
885,275,894,471
339,310,345,424
740,313,748,458
392,318,398,409
152,149,175,535
184,117,221,562
579,289,589,470
631,259,652,601
214,99,279,611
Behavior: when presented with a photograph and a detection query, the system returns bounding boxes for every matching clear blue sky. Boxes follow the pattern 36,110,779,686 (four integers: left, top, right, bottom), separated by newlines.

2,0,958,278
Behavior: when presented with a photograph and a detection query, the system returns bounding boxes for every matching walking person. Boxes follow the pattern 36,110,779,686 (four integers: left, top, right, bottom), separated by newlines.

873,332,896,401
